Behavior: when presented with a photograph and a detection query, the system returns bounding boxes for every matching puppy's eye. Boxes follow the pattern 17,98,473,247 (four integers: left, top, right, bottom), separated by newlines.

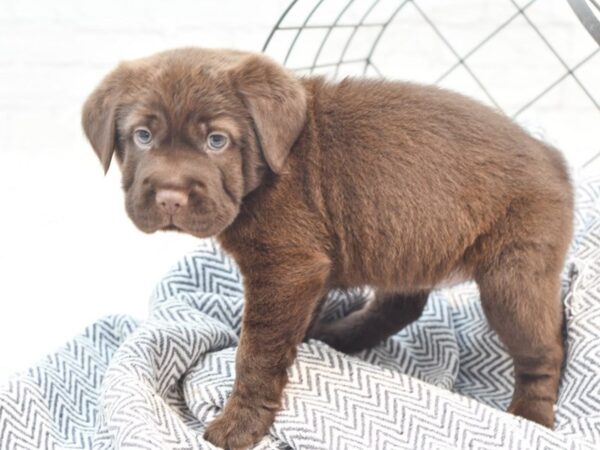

207,132,229,151
134,127,153,148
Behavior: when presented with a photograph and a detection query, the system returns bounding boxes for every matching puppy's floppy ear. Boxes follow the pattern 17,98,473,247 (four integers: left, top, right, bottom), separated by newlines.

82,68,127,174
229,54,307,173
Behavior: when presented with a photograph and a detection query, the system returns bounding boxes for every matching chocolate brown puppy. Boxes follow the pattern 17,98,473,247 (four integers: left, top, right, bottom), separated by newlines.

82,48,573,449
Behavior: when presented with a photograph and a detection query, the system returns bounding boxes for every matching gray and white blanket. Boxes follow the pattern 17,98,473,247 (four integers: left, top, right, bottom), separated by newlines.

1,176,599,450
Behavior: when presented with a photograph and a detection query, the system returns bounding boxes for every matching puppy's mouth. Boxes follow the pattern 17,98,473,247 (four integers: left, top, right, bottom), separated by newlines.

161,223,182,232
160,215,191,232
157,215,210,236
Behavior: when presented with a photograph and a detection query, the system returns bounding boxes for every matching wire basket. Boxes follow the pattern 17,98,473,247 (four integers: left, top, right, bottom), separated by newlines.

262,0,600,169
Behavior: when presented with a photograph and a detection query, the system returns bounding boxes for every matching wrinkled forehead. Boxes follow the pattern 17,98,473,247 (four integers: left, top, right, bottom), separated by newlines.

119,63,246,133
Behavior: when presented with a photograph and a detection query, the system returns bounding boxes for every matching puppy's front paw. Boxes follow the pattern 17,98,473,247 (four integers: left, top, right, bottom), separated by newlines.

203,397,275,449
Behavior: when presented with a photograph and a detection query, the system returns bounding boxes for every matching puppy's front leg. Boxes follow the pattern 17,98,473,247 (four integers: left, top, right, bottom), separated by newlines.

204,252,329,449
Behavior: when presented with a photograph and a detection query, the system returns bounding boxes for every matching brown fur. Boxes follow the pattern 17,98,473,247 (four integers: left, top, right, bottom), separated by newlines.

82,47,574,449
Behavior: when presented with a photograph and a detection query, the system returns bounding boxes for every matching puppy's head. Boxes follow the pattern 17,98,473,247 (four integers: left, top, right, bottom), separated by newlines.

82,48,306,238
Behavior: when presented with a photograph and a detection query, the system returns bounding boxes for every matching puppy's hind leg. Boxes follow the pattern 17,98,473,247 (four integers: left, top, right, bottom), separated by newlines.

476,249,564,428
309,290,429,353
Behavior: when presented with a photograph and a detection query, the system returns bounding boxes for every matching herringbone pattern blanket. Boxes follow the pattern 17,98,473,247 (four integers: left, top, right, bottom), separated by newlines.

1,177,598,450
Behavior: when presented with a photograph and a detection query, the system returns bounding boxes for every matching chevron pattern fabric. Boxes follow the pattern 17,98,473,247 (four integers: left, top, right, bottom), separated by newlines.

1,177,599,450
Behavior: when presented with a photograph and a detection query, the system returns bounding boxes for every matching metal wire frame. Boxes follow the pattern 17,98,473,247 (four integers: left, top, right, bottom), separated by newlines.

569,0,600,45
263,0,600,168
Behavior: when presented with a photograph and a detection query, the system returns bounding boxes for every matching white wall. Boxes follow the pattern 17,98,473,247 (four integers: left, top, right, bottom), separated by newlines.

1,0,598,382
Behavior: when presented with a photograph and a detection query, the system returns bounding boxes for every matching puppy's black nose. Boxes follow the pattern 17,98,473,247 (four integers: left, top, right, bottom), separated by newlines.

156,189,188,215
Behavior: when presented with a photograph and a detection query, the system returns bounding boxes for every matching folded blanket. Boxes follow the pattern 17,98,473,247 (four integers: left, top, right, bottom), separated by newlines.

1,176,599,450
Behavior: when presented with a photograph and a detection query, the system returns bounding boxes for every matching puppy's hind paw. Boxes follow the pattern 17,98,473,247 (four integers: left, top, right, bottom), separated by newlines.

508,397,555,429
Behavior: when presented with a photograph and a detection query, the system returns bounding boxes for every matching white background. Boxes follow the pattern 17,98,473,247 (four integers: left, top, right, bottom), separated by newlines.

1,0,599,383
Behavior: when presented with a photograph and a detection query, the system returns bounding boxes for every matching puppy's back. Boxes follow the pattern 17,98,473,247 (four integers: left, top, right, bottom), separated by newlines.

305,76,570,207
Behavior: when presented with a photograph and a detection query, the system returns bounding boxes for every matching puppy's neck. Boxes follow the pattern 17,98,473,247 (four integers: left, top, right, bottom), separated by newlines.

217,88,323,263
